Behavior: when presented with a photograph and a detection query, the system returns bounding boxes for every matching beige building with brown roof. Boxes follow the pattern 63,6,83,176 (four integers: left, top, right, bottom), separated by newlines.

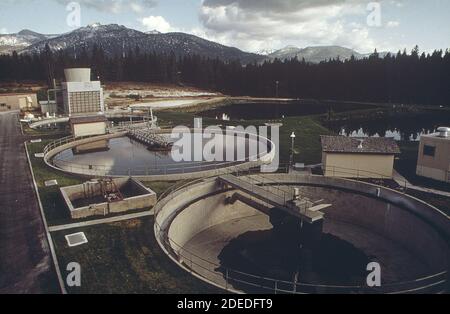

416,127,450,183
69,115,108,138
321,136,401,179
0,93,38,112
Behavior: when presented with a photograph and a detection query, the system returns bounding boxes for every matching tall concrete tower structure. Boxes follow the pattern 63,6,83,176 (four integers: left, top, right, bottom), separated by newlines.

62,68,105,116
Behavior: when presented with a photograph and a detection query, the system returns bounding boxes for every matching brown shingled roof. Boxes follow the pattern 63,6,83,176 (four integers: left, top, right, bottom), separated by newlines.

321,136,401,154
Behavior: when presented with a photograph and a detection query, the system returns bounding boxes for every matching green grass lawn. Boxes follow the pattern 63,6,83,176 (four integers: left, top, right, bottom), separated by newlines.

279,116,335,165
159,110,334,166
27,140,158,226
27,103,449,294
27,140,85,225
144,181,186,196
53,217,222,294
21,122,69,138
240,116,335,165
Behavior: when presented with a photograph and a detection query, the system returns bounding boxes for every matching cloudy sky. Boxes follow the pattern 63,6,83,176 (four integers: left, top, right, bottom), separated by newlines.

0,0,449,54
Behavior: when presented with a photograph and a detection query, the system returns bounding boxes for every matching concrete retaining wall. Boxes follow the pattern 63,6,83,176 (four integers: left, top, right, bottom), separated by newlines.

61,177,156,219
168,189,261,252
154,174,449,293
44,131,276,182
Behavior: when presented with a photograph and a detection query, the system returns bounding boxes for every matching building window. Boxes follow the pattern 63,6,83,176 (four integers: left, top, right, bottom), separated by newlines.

69,91,101,114
423,145,436,157
0,103,6,107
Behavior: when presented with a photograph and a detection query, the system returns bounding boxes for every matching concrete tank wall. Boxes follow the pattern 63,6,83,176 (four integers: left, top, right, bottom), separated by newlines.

64,68,91,82
297,185,448,271
155,174,449,292
168,190,262,252
61,177,157,219
44,130,276,181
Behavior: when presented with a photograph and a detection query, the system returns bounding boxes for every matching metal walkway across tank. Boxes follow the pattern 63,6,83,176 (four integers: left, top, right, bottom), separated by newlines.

218,174,330,224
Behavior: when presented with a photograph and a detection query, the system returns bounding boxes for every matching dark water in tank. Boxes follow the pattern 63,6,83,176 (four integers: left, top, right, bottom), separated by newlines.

216,224,372,293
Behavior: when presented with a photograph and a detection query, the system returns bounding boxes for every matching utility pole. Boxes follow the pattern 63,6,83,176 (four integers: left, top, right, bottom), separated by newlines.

275,81,280,98
290,132,296,170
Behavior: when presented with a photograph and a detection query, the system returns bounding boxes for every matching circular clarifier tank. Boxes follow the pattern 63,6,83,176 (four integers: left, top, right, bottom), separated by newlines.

49,132,274,177
155,175,450,294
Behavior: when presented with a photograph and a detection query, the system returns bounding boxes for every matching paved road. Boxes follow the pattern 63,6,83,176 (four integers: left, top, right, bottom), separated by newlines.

0,111,58,293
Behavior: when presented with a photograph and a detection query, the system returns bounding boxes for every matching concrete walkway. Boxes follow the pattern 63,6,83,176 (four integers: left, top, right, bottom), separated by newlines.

48,210,154,232
393,170,450,198
0,111,58,293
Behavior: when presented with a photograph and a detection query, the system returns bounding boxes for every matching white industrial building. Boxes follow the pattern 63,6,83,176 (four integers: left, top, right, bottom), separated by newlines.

62,68,105,116
39,100,57,115
416,127,450,183
0,93,38,112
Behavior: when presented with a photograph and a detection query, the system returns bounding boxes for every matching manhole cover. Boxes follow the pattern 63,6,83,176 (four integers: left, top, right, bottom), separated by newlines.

45,180,58,187
65,232,88,247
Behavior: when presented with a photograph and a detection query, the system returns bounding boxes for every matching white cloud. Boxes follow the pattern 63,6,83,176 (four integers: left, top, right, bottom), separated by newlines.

386,21,400,28
198,0,395,53
54,0,157,14
141,16,173,33
0,28,8,34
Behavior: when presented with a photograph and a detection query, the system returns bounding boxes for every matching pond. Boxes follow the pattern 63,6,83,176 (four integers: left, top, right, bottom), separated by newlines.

200,101,374,120
326,111,450,141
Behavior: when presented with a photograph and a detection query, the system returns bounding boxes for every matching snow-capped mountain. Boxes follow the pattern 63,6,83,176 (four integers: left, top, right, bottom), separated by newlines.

268,45,391,63
2,24,391,64
146,30,161,35
0,29,56,54
18,23,264,64
269,45,363,63
256,48,276,56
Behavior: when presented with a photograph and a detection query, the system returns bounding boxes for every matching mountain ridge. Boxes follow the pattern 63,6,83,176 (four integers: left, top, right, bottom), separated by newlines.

268,45,391,63
1,24,391,64
17,23,264,64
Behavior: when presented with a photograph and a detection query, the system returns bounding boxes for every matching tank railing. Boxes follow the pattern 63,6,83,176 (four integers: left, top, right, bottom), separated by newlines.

43,134,103,156
50,153,272,177
41,133,445,197
154,202,448,294
51,158,264,177
227,172,310,213
153,165,293,217
324,165,396,181
219,165,311,211
319,165,450,197
153,164,411,217
153,167,449,294
241,171,321,206
215,164,335,213
43,129,272,177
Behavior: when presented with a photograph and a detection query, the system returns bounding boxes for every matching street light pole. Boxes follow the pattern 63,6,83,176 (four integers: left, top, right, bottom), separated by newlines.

290,132,296,170
275,81,280,98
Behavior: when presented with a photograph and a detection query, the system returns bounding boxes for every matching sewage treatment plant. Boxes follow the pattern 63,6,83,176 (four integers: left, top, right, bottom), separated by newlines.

31,103,449,294
3,67,449,295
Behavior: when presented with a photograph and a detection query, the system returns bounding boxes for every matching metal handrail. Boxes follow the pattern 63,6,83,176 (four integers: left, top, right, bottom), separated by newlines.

153,170,449,294
154,212,448,294
43,129,273,177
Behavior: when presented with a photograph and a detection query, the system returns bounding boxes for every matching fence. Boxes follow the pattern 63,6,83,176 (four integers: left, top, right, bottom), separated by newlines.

153,169,449,294
43,129,275,178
